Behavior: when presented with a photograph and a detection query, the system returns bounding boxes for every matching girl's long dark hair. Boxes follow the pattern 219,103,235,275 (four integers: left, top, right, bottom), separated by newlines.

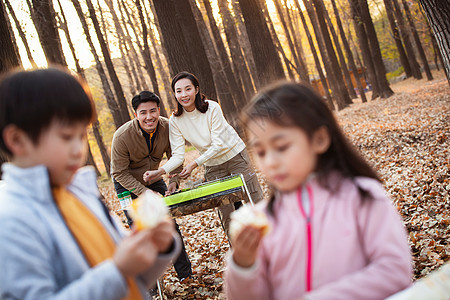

241,81,380,214
171,71,208,116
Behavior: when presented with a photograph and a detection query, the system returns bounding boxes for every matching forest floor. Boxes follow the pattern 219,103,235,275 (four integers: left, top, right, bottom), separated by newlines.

99,70,449,299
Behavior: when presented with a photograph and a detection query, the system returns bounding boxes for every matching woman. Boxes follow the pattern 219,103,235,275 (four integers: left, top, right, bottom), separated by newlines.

143,71,263,237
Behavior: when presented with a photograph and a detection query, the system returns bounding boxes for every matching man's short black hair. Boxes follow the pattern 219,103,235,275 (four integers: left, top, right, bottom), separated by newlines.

0,67,95,155
132,91,160,111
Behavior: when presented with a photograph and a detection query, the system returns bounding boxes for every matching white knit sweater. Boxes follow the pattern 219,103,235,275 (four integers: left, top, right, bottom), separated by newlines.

162,100,246,173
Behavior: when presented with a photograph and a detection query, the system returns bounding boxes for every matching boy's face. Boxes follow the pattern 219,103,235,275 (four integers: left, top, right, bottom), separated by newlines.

134,101,160,132
21,120,88,186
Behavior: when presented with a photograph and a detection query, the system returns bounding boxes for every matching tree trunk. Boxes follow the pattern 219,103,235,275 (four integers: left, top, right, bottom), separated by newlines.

294,0,334,106
85,0,130,125
135,0,168,117
86,143,101,177
352,0,394,98
311,0,350,110
190,0,238,117
283,1,310,82
349,0,380,99
4,0,36,68
391,0,422,79
383,0,413,78
262,1,295,81
202,0,245,109
419,0,449,84
330,0,367,102
273,0,308,82
31,0,67,66
118,0,148,92
0,0,20,73
402,0,433,80
218,0,256,99
230,0,259,88
321,2,357,100
238,0,285,88
152,0,217,99
71,0,124,129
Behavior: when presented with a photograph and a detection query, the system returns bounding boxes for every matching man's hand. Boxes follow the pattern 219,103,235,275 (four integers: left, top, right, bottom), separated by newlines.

179,161,198,180
143,168,165,183
165,182,177,196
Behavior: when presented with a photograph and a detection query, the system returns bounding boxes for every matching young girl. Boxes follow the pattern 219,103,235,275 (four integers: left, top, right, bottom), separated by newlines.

143,71,263,236
225,82,412,299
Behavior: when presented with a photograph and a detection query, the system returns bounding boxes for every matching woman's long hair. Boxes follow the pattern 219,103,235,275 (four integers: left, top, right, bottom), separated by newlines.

171,71,208,116
241,81,380,215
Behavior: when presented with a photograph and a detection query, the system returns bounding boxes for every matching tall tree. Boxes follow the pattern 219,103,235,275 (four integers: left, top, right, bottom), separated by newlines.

311,0,351,109
330,0,367,102
322,2,357,99
30,0,66,66
85,0,131,125
0,0,20,73
294,0,333,106
56,0,109,176
350,0,394,98
71,0,124,129
4,0,37,68
391,0,422,79
238,0,285,87
230,0,259,87
217,0,255,98
202,0,246,106
419,0,450,84
273,0,308,82
283,1,310,82
262,0,296,81
135,0,168,117
383,0,413,78
402,0,433,80
152,0,217,99
190,0,238,117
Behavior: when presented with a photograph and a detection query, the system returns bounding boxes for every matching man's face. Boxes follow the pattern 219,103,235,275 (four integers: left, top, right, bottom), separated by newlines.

134,101,160,132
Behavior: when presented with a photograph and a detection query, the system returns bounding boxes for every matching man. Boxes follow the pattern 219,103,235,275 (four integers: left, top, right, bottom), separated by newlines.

111,91,192,282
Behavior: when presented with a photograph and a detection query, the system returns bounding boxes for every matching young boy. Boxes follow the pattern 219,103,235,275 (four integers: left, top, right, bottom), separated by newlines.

0,67,180,299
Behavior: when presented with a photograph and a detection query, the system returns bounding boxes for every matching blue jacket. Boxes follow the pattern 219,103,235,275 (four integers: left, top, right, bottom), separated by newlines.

0,164,180,299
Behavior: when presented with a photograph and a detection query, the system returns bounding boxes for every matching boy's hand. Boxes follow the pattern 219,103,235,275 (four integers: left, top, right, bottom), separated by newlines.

114,229,157,277
232,226,263,268
150,220,175,253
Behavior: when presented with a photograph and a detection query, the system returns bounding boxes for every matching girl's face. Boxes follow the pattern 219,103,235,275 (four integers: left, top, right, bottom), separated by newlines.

247,119,328,192
20,120,88,186
174,78,198,112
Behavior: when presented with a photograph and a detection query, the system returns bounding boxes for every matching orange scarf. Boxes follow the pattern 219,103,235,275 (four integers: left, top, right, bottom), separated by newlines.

53,187,143,300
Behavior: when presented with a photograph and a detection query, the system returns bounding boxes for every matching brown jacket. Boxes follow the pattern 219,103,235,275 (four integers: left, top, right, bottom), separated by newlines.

110,117,182,196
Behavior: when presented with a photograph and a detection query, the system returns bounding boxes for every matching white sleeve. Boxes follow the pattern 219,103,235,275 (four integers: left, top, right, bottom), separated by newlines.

161,118,185,174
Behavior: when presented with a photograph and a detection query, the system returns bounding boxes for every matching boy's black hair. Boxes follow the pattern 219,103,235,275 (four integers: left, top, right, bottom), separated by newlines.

241,81,380,214
131,91,160,111
171,71,208,116
0,67,96,155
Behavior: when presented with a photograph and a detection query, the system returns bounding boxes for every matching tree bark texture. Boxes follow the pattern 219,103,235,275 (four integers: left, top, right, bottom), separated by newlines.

31,0,67,66
152,0,217,99
402,0,433,80
419,0,450,84
0,0,20,73
238,0,285,88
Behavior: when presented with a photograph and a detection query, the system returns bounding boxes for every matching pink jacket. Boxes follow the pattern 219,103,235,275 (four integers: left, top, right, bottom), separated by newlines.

225,175,412,300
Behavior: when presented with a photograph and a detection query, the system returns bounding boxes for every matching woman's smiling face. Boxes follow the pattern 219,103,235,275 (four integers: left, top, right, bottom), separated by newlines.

174,78,198,112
